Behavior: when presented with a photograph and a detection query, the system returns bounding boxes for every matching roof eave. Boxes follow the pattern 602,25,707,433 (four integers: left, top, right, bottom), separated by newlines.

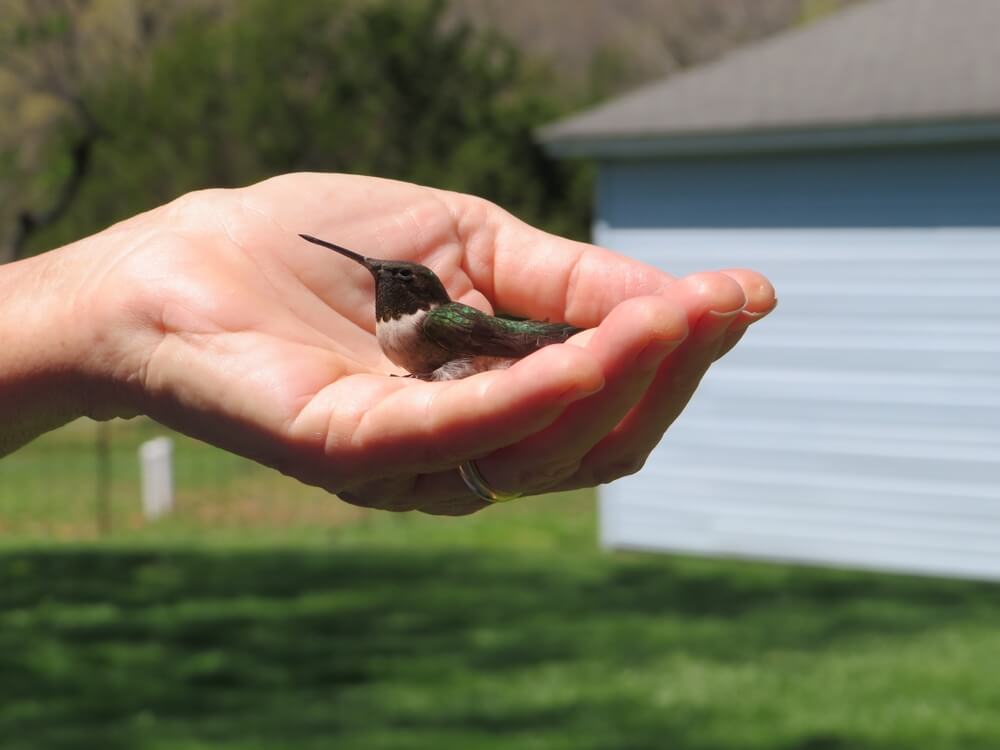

540,118,1000,159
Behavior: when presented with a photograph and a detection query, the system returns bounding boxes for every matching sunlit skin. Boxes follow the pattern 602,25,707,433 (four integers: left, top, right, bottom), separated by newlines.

0,173,776,515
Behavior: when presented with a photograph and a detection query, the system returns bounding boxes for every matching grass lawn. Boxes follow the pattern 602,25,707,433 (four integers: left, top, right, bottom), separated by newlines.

3,422,1000,748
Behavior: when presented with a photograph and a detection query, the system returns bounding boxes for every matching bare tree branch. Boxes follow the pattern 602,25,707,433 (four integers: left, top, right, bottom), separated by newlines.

10,114,98,258
0,0,114,260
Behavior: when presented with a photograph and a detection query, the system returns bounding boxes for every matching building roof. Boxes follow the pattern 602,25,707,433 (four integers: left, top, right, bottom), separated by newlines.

541,0,1000,157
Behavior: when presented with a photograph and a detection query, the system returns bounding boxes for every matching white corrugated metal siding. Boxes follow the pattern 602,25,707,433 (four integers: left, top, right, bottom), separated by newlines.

597,227,1000,580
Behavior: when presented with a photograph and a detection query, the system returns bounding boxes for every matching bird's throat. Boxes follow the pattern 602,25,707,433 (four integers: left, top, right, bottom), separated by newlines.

376,287,434,322
375,308,442,375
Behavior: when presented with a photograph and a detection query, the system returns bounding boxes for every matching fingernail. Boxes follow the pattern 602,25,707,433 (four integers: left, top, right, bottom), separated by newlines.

707,288,749,320
698,307,744,340
706,307,743,321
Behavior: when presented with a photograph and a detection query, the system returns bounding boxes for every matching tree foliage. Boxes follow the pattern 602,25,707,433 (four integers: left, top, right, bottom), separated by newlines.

16,0,593,256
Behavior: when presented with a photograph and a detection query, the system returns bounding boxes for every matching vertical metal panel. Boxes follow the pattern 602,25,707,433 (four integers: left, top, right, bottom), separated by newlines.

594,146,1000,578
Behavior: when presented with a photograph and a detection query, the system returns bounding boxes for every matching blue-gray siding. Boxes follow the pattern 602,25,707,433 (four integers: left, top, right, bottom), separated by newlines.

596,145,1000,580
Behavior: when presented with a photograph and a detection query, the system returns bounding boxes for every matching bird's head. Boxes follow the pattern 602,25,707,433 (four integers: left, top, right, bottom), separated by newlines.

300,234,451,320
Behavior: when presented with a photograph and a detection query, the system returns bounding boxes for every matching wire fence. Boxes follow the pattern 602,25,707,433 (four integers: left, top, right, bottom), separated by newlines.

0,417,360,541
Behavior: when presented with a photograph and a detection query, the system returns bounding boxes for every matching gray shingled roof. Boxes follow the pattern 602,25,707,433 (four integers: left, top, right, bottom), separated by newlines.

541,0,1000,155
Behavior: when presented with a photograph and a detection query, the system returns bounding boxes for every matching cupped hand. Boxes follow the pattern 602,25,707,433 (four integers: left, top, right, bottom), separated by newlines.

61,173,775,514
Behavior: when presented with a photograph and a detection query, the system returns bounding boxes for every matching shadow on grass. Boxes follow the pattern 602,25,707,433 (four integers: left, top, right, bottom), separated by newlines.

1,547,999,750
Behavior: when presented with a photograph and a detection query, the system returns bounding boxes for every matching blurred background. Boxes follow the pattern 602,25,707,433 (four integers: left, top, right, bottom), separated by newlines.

3,1,1000,748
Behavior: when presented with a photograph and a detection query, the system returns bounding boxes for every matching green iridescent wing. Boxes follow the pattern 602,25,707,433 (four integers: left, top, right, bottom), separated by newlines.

421,303,580,358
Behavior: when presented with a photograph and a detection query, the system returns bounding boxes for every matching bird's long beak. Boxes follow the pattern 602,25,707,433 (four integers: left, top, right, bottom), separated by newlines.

299,234,381,276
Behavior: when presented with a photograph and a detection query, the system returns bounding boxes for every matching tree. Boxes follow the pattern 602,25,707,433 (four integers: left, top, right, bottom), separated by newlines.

10,0,592,258
0,0,187,261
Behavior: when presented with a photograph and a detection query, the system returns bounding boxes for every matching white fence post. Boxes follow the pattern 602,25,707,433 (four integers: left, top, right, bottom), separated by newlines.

139,437,174,520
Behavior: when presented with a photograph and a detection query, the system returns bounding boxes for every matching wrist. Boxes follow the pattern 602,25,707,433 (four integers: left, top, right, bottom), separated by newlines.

0,242,136,454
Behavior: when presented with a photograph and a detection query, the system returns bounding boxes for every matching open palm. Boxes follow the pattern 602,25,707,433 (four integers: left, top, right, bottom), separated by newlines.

81,173,775,514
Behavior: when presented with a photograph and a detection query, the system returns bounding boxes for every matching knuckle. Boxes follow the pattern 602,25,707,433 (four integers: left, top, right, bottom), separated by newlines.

594,454,647,485
167,187,229,218
337,477,421,512
419,497,490,516
668,369,705,394
683,271,745,302
518,458,580,492
336,489,364,507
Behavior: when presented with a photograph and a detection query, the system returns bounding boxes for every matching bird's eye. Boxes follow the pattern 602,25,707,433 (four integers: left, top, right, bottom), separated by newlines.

398,269,414,280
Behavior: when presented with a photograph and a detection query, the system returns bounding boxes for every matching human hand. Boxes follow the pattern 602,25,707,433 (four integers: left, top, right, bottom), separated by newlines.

12,173,775,514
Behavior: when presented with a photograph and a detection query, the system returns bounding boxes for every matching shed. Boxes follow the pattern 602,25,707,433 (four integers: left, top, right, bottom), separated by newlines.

541,0,1000,580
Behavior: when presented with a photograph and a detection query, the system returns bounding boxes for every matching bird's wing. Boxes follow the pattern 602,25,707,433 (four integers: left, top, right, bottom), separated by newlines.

421,303,580,358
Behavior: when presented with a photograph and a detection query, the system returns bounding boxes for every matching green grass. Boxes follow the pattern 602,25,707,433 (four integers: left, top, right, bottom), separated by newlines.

4,422,1000,748
0,418,361,543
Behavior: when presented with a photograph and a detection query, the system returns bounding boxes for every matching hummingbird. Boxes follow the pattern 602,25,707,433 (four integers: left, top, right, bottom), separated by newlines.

300,234,582,381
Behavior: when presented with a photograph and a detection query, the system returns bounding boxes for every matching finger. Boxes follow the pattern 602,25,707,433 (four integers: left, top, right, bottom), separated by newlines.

714,269,778,359
288,342,605,487
443,295,688,495
339,473,490,516
444,197,675,326
337,476,424,512
417,496,491,517
569,272,749,487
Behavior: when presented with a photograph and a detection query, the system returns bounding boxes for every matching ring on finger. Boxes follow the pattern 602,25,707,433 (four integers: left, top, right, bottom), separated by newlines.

458,460,522,504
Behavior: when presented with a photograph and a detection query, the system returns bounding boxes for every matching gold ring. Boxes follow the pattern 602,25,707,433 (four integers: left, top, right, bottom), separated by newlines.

458,460,522,504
